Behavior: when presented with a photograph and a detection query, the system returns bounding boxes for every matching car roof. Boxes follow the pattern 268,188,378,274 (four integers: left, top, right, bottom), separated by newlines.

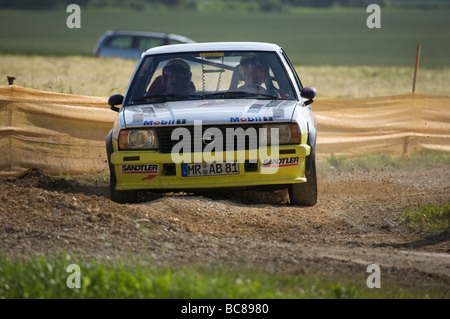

101,30,195,43
142,42,282,56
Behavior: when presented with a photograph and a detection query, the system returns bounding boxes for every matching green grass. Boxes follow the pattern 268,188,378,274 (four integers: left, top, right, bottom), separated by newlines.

399,203,450,234
0,253,444,299
317,151,450,173
317,152,450,237
0,7,449,67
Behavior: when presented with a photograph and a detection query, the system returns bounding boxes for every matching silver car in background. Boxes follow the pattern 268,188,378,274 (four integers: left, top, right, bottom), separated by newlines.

94,30,195,59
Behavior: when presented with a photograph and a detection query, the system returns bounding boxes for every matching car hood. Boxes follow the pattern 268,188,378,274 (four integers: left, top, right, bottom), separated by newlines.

123,99,298,127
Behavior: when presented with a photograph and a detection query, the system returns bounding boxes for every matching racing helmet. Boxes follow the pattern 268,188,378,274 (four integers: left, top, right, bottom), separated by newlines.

239,54,268,84
162,59,192,84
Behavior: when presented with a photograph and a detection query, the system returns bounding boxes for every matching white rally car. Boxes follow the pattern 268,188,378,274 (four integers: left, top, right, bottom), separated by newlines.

106,42,317,205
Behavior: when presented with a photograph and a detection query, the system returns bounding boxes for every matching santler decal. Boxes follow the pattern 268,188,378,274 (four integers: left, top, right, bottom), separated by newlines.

121,164,158,174
262,157,299,168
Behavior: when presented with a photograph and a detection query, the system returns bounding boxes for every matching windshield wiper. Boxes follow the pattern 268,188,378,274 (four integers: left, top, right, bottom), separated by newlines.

131,91,281,104
132,94,200,104
203,91,281,100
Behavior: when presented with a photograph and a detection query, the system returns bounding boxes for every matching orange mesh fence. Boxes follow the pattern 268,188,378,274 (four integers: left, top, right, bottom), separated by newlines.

1,86,449,177
314,93,450,159
0,86,113,177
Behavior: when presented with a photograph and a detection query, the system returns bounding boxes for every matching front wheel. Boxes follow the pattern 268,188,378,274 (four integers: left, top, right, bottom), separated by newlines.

109,168,138,204
289,152,317,206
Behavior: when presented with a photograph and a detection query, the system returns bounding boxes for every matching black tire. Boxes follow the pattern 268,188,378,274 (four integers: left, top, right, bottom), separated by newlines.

109,167,138,204
288,152,317,206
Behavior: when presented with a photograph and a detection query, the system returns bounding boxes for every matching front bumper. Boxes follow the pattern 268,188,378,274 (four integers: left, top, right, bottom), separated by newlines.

110,140,311,191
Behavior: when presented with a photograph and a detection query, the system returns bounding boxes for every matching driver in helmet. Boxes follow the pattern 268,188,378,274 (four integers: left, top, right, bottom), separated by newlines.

238,54,269,93
147,58,194,96
163,59,194,94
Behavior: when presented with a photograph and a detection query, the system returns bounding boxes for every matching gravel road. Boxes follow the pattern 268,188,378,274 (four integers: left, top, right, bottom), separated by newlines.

1,166,449,296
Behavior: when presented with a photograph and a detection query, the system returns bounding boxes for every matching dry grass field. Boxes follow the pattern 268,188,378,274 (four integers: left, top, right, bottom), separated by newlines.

1,55,449,98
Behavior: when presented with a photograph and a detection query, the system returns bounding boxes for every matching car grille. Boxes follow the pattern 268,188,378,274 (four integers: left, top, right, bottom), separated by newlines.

156,124,265,153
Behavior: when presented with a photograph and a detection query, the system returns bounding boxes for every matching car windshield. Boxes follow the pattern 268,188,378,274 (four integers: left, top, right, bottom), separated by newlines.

125,51,297,105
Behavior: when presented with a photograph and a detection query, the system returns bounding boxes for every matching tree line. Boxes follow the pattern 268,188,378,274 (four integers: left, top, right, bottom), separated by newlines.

1,0,443,11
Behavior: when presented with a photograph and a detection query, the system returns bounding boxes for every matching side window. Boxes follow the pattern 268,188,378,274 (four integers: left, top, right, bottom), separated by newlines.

281,50,302,91
105,36,133,49
138,37,166,51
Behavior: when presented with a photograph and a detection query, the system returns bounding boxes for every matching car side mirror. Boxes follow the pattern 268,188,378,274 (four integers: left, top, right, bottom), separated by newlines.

108,94,124,112
301,87,317,106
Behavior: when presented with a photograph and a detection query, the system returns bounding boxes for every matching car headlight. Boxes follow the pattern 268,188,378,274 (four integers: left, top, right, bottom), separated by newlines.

118,129,159,150
262,123,300,145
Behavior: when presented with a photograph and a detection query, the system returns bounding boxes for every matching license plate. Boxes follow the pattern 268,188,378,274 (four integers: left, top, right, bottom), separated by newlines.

181,162,239,177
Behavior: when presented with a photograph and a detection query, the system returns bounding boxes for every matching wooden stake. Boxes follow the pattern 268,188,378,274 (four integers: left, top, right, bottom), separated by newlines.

7,76,16,85
412,42,421,93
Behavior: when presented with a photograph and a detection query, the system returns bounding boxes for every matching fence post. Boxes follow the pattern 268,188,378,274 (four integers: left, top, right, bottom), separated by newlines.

412,42,421,94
